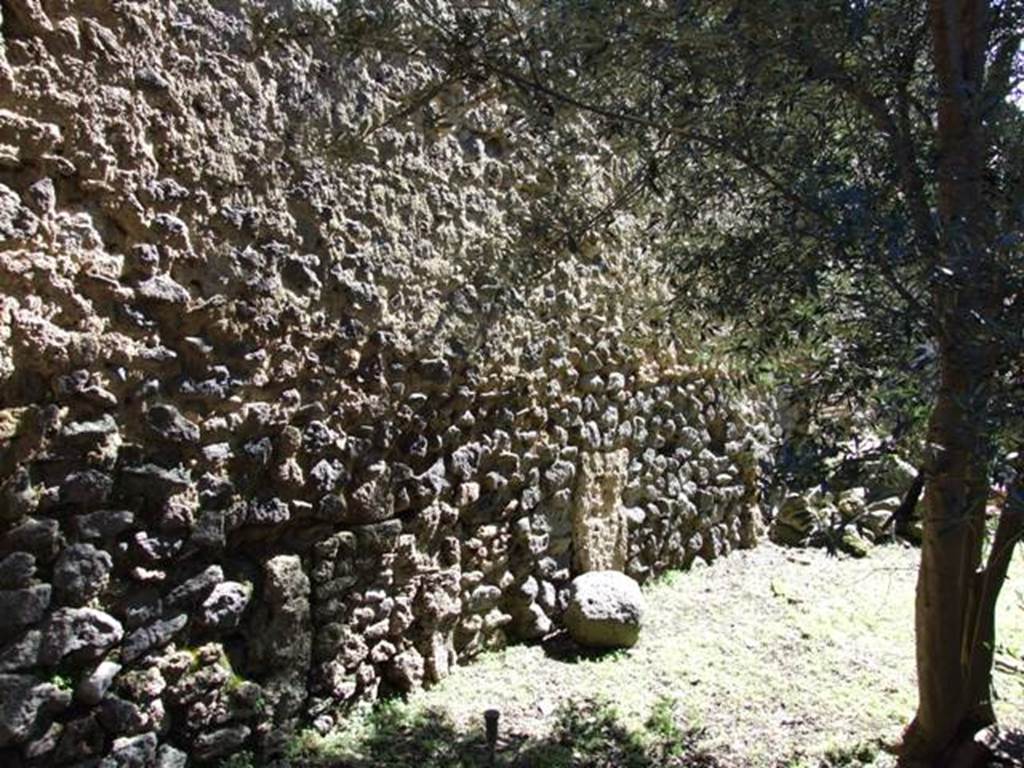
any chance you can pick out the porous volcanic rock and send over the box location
[564,571,645,649]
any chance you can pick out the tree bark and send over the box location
[904,361,993,764]
[965,482,1024,725]
[900,2,1007,764]
[889,471,925,541]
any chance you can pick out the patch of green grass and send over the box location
[289,696,720,767]
[529,698,646,768]
[644,696,683,742]
[286,699,481,767]
[217,750,256,768]
[819,740,883,767]
[641,695,708,761]
[48,673,73,692]
[651,569,685,587]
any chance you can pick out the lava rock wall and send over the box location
[0,2,776,765]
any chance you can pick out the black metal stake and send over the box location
[484,708,500,767]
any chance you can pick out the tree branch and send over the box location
[966,477,1024,722]
[788,33,937,254]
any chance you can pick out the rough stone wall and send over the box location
[0,2,776,765]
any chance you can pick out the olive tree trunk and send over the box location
[905,351,994,764]
[908,420,1023,766]
[901,1,1021,763]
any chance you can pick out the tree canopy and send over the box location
[314,0,1022,459]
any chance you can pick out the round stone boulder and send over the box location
[563,570,645,649]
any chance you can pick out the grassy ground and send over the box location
[288,542,1024,768]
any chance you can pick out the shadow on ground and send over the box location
[990,728,1024,766]
[223,693,952,768]
[282,697,722,768]
[539,631,628,664]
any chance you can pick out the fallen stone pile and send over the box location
[770,453,920,556]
